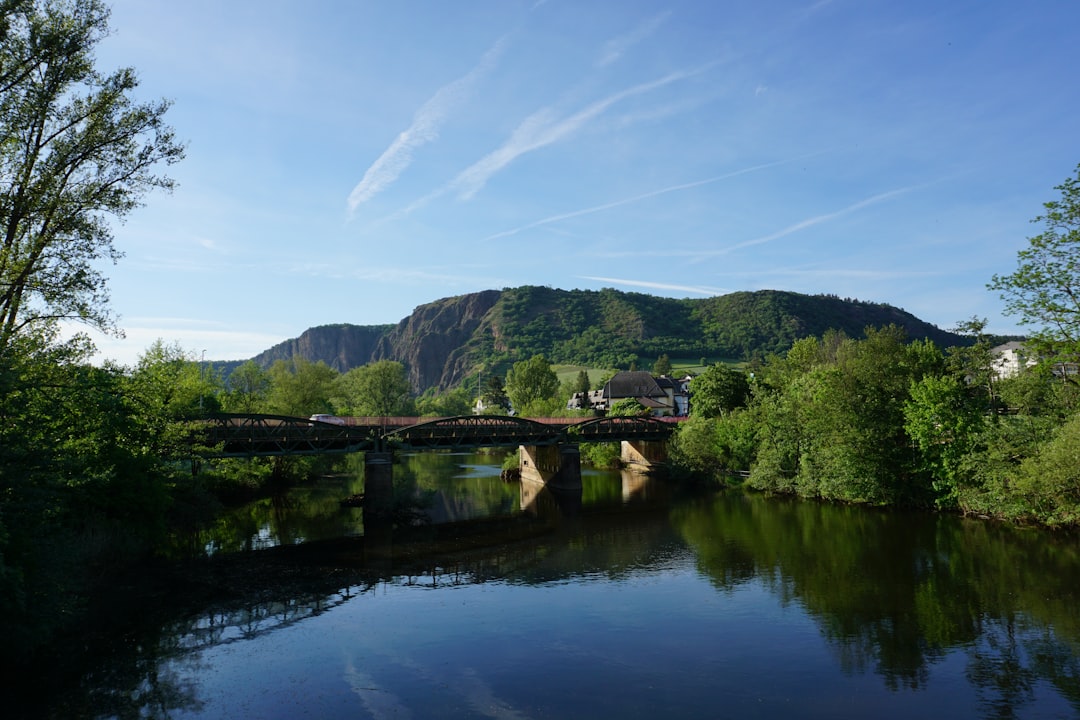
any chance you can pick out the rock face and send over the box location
[243,286,967,394]
[373,290,501,391]
[251,324,392,373]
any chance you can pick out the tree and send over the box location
[653,354,672,376]
[504,354,559,413]
[127,340,222,425]
[264,357,338,416]
[690,364,750,418]
[989,163,1080,368]
[480,373,511,413]
[573,369,591,395]
[903,374,985,507]
[331,360,413,417]
[946,317,998,407]
[0,0,184,349]
[610,397,648,416]
[415,386,472,416]
[224,360,270,413]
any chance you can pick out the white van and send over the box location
[308,414,347,426]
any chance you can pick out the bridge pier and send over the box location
[620,439,666,472]
[518,443,581,490]
[364,451,395,512]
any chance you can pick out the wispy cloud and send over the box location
[346,37,507,215]
[485,155,819,241]
[580,276,727,296]
[581,184,917,262]
[723,186,914,253]
[597,11,672,67]
[449,64,714,201]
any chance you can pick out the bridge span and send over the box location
[194,413,679,506]
[198,413,677,457]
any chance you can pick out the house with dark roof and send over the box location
[595,370,689,417]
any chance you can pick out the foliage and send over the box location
[1010,412,1080,525]
[746,327,943,505]
[0,0,183,349]
[264,357,338,417]
[331,360,413,417]
[504,354,559,412]
[129,340,222,417]
[989,163,1080,367]
[653,354,672,376]
[0,329,181,660]
[609,397,648,416]
[224,360,270,413]
[903,373,985,507]
[689,364,750,418]
[479,373,510,413]
[415,386,473,417]
[573,369,591,395]
[579,442,621,468]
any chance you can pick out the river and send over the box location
[18,450,1080,719]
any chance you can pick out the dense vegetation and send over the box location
[242,285,972,392]
[672,164,1080,527]
[672,325,1079,525]
[473,286,968,370]
[3,0,1079,680]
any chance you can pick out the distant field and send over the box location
[553,365,609,387]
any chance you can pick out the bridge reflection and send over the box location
[194,413,677,510]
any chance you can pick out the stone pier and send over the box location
[620,439,667,471]
[518,443,582,490]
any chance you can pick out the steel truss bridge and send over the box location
[194,414,677,458]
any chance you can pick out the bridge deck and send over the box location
[196,414,679,458]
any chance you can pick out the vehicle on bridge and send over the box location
[309,414,347,426]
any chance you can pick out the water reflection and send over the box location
[673,493,1080,715]
[25,464,1080,719]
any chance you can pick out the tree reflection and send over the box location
[673,491,1080,714]
[25,483,1080,719]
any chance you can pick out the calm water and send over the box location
[23,451,1080,719]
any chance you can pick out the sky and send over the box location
[73,0,1080,366]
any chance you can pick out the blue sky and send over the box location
[80,0,1080,366]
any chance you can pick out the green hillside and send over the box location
[247,286,969,391]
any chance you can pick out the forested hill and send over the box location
[246,287,967,391]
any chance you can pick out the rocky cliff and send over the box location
[243,286,967,393]
[372,290,501,390]
[251,323,393,372]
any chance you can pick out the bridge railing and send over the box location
[193,413,681,457]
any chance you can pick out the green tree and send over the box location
[573,369,591,395]
[264,357,338,416]
[689,364,750,418]
[505,354,559,412]
[610,397,648,416]
[749,327,942,506]
[480,373,511,413]
[946,317,998,407]
[128,340,222,421]
[415,386,472,416]
[0,0,184,349]
[331,360,413,416]
[0,329,176,659]
[989,163,1080,369]
[653,354,672,376]
[224,360,270,413]
[903,374,985,507]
